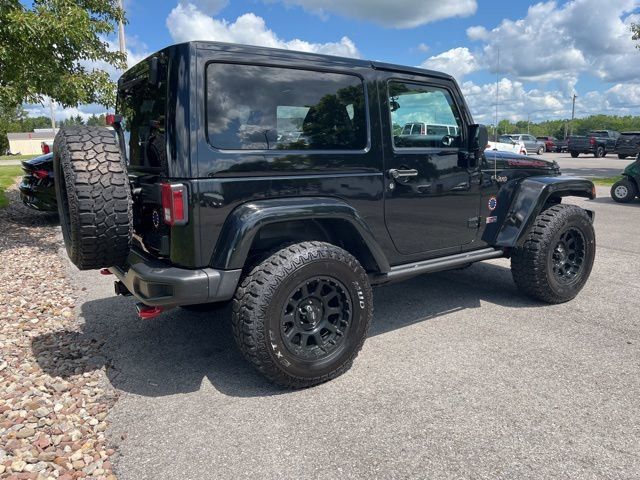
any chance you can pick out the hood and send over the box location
[21,153,53,170]
[484,150,559,173]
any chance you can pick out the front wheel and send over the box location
[232,242,373,388]
[511,204,595,304]
[618,154,628,159]
[610,178,638,203]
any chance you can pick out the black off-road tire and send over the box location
[595,146,605,158]
[232,241,373,388]
[570,151,579,158]
[53,127,132,270]
[610,178,638,203]
[511,204,595,304]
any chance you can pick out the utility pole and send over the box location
[570,93,577,136]
[48,99,56,131]
[494,47,500,141]
[117,0,126,57]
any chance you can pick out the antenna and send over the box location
[495,46,499,142]
[494,46,499,181]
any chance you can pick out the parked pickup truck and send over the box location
[568,130,620,158]
[614,132,640,159]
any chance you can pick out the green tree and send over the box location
[0,104,27,153]
[0,0,126,109]
[86,114,106,126]
[632,23,639,47]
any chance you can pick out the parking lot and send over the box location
[540,151,632,178]
[47,183,638,480]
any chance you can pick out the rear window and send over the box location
[205,63,367,151]
[117,56,167,170]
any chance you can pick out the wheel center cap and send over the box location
[297,299,323,330]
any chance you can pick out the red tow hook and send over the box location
[100,268,112,275]
[136,303,164,320]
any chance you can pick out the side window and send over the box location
[388,81,462,149]
[206,63,367,151]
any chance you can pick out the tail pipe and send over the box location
[135,303,164,320]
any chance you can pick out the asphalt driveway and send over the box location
[45,186,640,479]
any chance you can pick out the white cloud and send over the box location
[24,102,110,122]
[273,0,477,28]
[417,43,430,53]
[166,3,360,57]
[466,0,640,84]
[420,47,479,81]
[461,77,640,124]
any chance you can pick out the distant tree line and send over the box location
[495,115,640,140]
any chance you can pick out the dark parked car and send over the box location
[614,132,640,159]
[19,153,56,211]
[536,136,566,153]
[568,130,619,158]
[52,41,596,388]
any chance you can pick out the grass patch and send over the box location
[0,165,23,208]
[0,154,37,161]
[591,175,623,186]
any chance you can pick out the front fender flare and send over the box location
[486,176,595,247]
[210,197,390,272]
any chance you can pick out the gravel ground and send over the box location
[0,185,118,480]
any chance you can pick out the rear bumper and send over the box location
[109,249,242,308]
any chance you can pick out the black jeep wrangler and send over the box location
[54,42,596,388]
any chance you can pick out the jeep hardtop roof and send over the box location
[122,41,455,83]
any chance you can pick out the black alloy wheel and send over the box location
[549,228,585,285]
[281,276,352,361]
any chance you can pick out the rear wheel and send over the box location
[511,204,595,304]
[536,146,545,155]
[53,127,132,270]
[570,151,579,158]
[610,178,638,203]
[594,146,605,158]
[232,241,373,388]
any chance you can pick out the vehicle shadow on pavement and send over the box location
[589,197,640,206]
[32,260,541,398]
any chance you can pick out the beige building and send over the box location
[6,129,58,155]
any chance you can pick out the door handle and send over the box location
[388,169,418,181]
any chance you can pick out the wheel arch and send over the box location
[484,176,595,248]
[210,197,390,273]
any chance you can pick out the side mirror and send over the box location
[468,124,489,153]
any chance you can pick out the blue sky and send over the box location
[29,0,640,124]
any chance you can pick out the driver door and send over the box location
[382,78,481,255]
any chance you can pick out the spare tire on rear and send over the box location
[53,126,132,270]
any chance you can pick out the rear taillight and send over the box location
[160,182,188,226]
[590,137,596,145]
[33,169,49,179]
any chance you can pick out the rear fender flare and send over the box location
[485,176,595,247]
[210,197,390,272]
